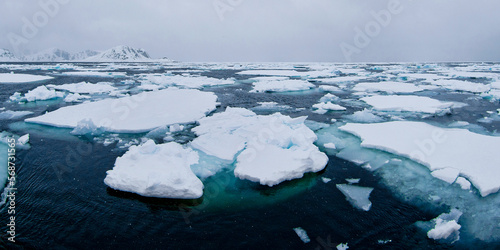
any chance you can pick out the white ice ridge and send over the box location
[0,73,53,83]
[26,88,218,133]
[340,121,500,197]
[360,95,466,114]
[251,79,315,93]
[190,107,328,186]
[104,140,203,199]
[336,184,374,211]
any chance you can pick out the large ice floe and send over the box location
[339,121,500,197]
[25,88,218,133]
[251,79,315,93]
[138,74,235,89]
[360,95,466,114]
[190,107,328,186]
[352,81,435,94]
[104,140,204,199]
[0,73,53,83]
[47,82,117,94]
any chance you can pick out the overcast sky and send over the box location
[1,0,499,62]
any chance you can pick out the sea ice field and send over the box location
[1,61,500,249]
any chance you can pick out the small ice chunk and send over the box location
[346,178,360,184]
[344,109,383,123]
[336,184,374,211]
[293,227,310,243]
[455,177,471,190]
[17,134,29,146]
[322,177,332,183]
[64,93,90,103]
[427,209,462,243]
[13,85,64,102]
[336,243,349,250]
[431,168,460,184]
[324,143,336,149]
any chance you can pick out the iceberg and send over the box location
[0,73,53,83]
[191,107,328,185]
[104,140,203,199]
[360,95,466,114]
[26,88,218,133]
[336,184,374,211]
[340,121,500,197]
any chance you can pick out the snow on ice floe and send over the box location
[293,227,310,243]
[190,107,328,185]
[339,121,500,197]
[360,95,466,114]
[48,82,117,94]
[251,79,315,93]
[336,184,373,211]
[0,73,53,83]
[426,209,462,243]
[138,74,235,89]
[25,88,218,133]
[352,81,435,94]
[10,85,64,102]
[104,140,204,199]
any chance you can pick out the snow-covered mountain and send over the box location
[23,48,72,62]
[84,45,152,62]
[0,49,20,62]
[70,50,99,61]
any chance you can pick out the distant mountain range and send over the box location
[0,46,168,62]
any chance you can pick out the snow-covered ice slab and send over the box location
[59,71,127,77]
[340,121,500,197]
[0,73,53,83]
[104,140,203,199]
[49,82,117,94]
[336,184,374,211]
[251,79,315,93]
[352,81,434,93]
[429,79,491,93]
[191,107,328,185]
[361,95,466,114]
[139,74,234,89]
[26,88,218,133]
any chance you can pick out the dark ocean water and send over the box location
[0,63,499,249]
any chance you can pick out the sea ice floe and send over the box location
[139,74,234,89]
[59,71,127,77]
[0,110,33,120]
[251,79,315,93]
[360,95,466,114]
[10,85,65,102]
[352,81,434,94]
[336,184,374,211]
[191,107,328,186]
[63,93,91,103]
[343,109,383,123]
[104,140,203,199]
[340,121,500,197]
[429,79,491,93]
[48,82,117,94]
[0,73,53,83]
[26,88,218,133]
[427,209,462,243]
[237,70,304,77]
